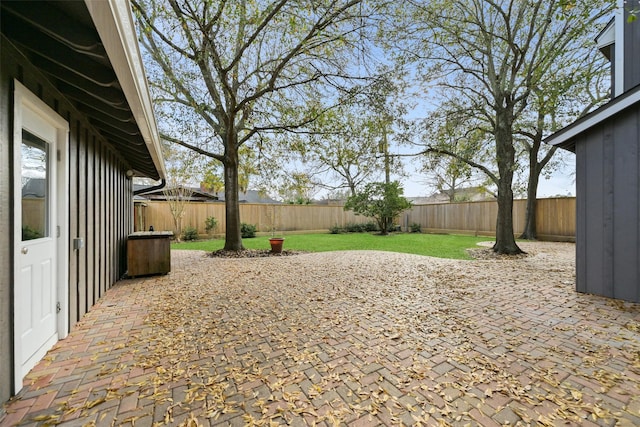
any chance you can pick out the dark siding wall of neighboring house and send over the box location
[576,105,640,302]
[0,37,134,402]
[610,46,616,99]
[576,122,606,296]
[612,107,640,301]
[624,9,640,91]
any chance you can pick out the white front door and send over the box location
[13,81,69,392]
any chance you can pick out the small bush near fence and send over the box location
[410,223,421,233]
[330,221,380,234]
[182,226,199,241]
[241,223,257,238]
[205,216,218,234]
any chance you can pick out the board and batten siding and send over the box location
[575,103,640,302]
[0,37,134,404]
[68,118,132,321]
[623,9,640,92]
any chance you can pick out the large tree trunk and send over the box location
[520,169,539,240]
[521,137,556,240]
[495,179,522,254]
[493,106,523,255]
[223,144,244,251]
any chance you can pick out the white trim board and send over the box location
[545,87,640,148]
[84,0,166,180]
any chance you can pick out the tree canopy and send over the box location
[133,0,381,250]
[134,0,615,254]
[344,181,411,235]
[391,0,612,253]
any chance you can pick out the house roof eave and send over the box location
[544,85,640,152]
[595,18,615,60]
[84,0,166,181]
[595,18,615,47]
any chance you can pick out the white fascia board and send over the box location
[545,88,640,147]
[595,19,615,50]
[614,0,624,96]
[85,0,166,180]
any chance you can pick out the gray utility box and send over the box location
[127,231,173,277]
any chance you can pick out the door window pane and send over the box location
[21,130,49,241]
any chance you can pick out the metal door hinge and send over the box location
[56,302,61,313]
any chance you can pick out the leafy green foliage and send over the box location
[344,181,411,235]
[343,223,361,233]
[277,173,315,205]
[329,225,343,234]
[132,0,375,251]
[181,226,199,241]
[205,216,218,234]
[410,223,422,233]
[347,222,379,233]
[287,197,312,205]
[329,222,379,234]
[366,222,381,232]
[397,0,612,253]
[240,223,257,239]
[299,102,390,197]
[200,164,224,194]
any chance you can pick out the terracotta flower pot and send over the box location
[269,237,284,254]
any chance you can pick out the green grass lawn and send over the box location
[171,232,491,260]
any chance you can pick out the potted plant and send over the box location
[265,204,284,253]
[268,236,285,253]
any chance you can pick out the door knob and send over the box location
[21,247,28,254]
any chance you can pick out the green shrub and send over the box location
[329,225,343,234]
[182,226,199,241]
[387,223,401,233]
[363,222,379,232]
[205,216,218,234]
[241,223,257,238]
[410,223,421,233]
[343,222,379,233]
[344,223,359,233]
[344,181,411,236]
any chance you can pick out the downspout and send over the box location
[134,178,166,196]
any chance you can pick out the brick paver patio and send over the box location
[1,244,640,426]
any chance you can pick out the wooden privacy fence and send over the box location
[134,197,576,241]
[134,201,372,236]
[404,197,575,241]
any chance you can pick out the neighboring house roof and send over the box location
[133,185,219,202]
[212,190,281,204]
[1,0,165,180]
[312,199,345,206]
[133,185,280,204]
[411,186,495,205]
[544,84,640,152]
